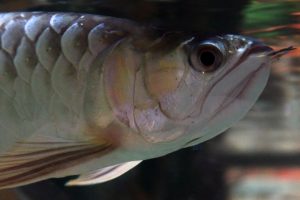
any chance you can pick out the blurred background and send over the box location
[0,0,299,199]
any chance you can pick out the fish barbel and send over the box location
[0,12,294,189]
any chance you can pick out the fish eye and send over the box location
[189,45,224,73]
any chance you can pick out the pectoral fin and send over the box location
[66,160,142,186]
[0,137,112,189]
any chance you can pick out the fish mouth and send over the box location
[241,40,296,61]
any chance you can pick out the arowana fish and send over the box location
[0,12,294,189]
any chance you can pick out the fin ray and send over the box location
[67,160,142,186]
[0,140,111,189]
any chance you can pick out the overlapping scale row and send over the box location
[0,12,126,125]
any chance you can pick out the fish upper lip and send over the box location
[248,42,274,55]
[247,41,296,60]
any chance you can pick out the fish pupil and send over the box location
[189,44,223,73]
[200,51,215,67]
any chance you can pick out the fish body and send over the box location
[0,12,290,189]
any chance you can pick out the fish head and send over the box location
[141,34,292,146]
